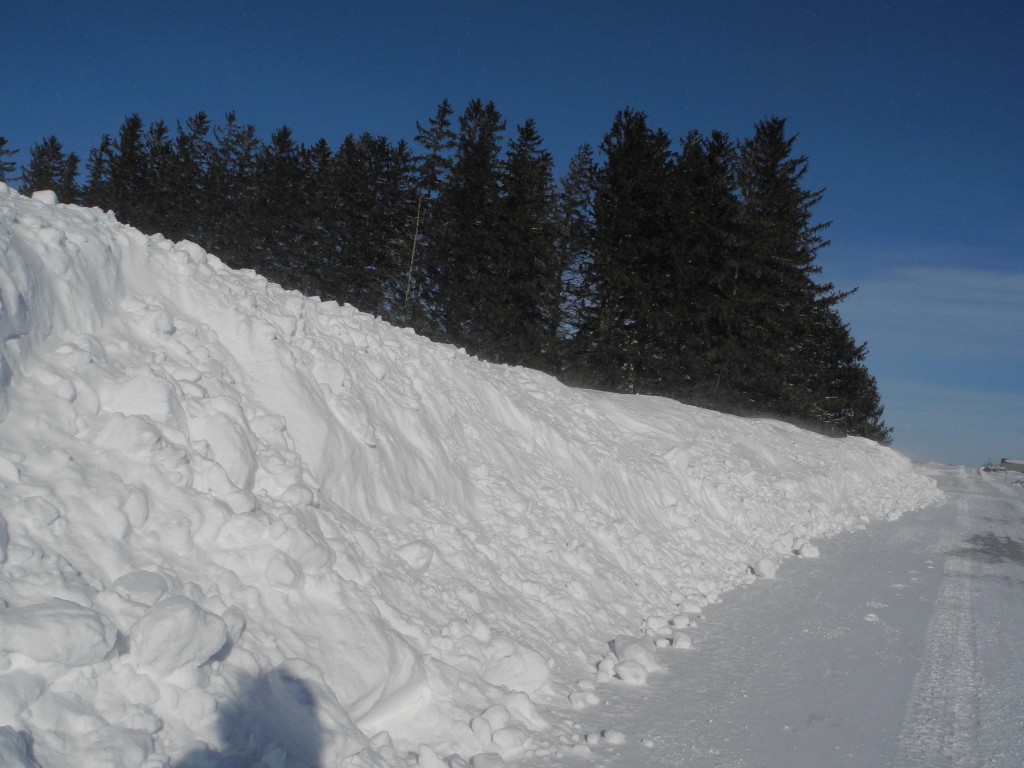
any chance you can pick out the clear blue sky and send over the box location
[4,1,1022,466]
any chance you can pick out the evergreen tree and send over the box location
[166,112,214,243]
[492,119,561,370]
[251,125,310,285]
[410,100,458,333]
[84,134,114,209]
[0,137,18,182]
[20,136,80,203]
[805,308,892,442]
[204,112,260,262]
[138,120,175,234]
[579,109,675,392]
[555,144,597,377]
[670,130,747,405]
[327,133,418,317]
[735,116,887,439]
[427,99,506,352]
[106,114,149,226]
[735,116,837,415]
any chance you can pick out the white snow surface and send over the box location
[0,186,942,767]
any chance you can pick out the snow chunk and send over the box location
[614,660,648,684]
[482,646,551,694]
[753,558,778,578]
[603,728,626,744]
[611,636,658,671]
[396,540,434,572]
[129,596,228,674]
[31,190,58,205]
[0,599,117,666]
[797,542,820,558]
[671,632,693,649]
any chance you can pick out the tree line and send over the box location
[0,102,891,442]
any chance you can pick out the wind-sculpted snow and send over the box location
[0,184,942,767]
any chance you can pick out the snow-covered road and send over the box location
[536,467,1024,767]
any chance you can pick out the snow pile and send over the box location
[0,185,941,767]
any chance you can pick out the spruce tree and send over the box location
[138,120,174,234]
[735,116,887,439]
[0,137,18,182]
[166,112,213,243]
[669,130,750,406]
[555,144,597,376]
[409,100,457,332]
[107,114,149,227]
[251,126,310,286]
[205,113,260,263]
[328,133,418,318]
[486,119,560,370]
[579,109,675,393]
[427,99,506,352]
[20,136,80,203]
[735,116,836,415]
[84,134,114,209]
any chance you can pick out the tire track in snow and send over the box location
[895,498,980,768]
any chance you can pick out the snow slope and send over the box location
[0,185,941,767]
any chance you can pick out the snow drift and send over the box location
[0,184,941,767]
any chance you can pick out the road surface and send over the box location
[534,466,1024,767]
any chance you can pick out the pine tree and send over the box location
[805,308,891,442]
[427,99,506,352]
[204,113,260,263]
[734,116,888,440]
[669,130,748,405]
[579,109,675,393]
[327,133,418,317]
[20,136,80,203]
[107,114,149,226]
[555,145,598,379]
[0,137,18,182]
[493,118,561,370]
[138,120,174,234]
[84,134,114,209]
[410,100,457,334]
[165,112,213,243]
[251,125,310,286]
[735,116,837,415]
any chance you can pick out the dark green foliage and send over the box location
[576,109,676,393]
[492,119,561,370]
[554,145,597,374]
[423,99,506,349]
[20,136,80,203]
[83,133,113,209]
[0,137,18,182]
[24,104,889,442]
[164,112,213,241]
[324,133,418,316]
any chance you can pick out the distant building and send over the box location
[1000,458,1024,473]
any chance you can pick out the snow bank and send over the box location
[0,184,941,766]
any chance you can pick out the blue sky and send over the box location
[4,1,1022,466]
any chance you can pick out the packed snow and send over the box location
[531,465,1024,767]
[0,185,941,767]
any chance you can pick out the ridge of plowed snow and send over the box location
[0,184,941,767]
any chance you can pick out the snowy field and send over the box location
[0,185,941,767]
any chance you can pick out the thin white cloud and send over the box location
[841,266,1024,362]
[878,378,1024,466]
[835,266,1024,466]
